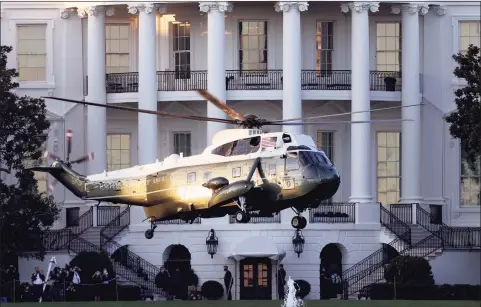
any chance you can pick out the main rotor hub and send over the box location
[238,114,267,129]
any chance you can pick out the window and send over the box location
[459,21,480,54]
[17,24,47,82]
[107,134,130,171]
[376,22,402,71]
[239,21,267,71]
[187,172,196,183]
[105,24,130,74]
[174,132,191,157]
[317,131,334,163]
[232,167,241,178]
[212,137,261,157]
[377,132,401,205]
[268,164,276,176]
[204,172,212,181]
[316,21,334,73]
[460,149,480,207]
[66,207,80,227]
[286,152,300,171]
[173,21,191,79]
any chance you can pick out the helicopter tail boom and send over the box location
[29,161,88,198]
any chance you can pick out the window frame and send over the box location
[452,17,481,86]
[187,172,196,183]
[171,21,192,79]
[173,131,192,157]
[106,133,132,171]
[238,20,268,72]
[8,18,55,88]
[232,167,241,178]
[375,21,402,72]
[459,147,480,208]
[315,20,335,75]
[375,131,402,205]
[104,23,132,74]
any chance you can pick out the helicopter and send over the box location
[30,89,411,239]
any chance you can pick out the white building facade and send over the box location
[1,0,480,300]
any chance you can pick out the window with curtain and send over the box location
[239,21,268,71]
[459,21,480,53]
[105,24,130,74]
[377,132,401,205]
[376,22,402,71]
[317,131,334,204]
[17,24,47,81]
[173,21,191,79]
[316,21,334,73]
[460,148,480,207]
[107,134,131,171]
[174,132,191,157]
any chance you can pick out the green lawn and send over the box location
[3,301,480,307]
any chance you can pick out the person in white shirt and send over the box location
[30,267,45,301]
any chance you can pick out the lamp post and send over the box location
[292,229,305,257]
[206,228,218,258]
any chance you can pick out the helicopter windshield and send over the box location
[212,136,261,157]
[296,151,333,166]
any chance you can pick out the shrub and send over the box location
[201,280,224,300]
[69,251,115,285]
[384,255,434,285]
[370,283,481,300]
[294,279,311,299]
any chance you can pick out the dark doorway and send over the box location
[240,257,272,300]
[320,243,343,299]
[164,245,191,300]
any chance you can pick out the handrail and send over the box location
[380,205,412,245]
[99,206,130,247]
[415,204,480,248]
[344,231,443,297]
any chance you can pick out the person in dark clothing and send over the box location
[91,271,103,301]
[223,265,233,300]
[31,267,45,302]
[277,264,286,300]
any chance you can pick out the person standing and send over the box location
[223,265,233,300]
[31,267,45,302]
[277,264,286,300]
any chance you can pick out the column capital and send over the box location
[391,3,429,16]
[127,3,159,15]
[434,5,446,16]
[341,2,379,14]
[274,2,309,13]
[78,6,114,18]
[199,1,233,13]
[60,7,77,19]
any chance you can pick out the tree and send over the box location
[445,44,481,168]
[0,45,60,272]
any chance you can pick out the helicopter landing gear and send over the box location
[143,217,157,239]
[291,207,307,229]
[234,196,250,223]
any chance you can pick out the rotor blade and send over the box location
[70,152,94,164]
[42,97,236,125]
[44,151,61,161]
[48,178,58,193]
[270,103,424,123]
[265,119,412,125]
[195,89,247,121]
[66,130,72,161]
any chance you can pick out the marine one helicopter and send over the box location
[31,89,408,239]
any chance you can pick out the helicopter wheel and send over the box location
[291,216,307,229]
[145,229,154,239]
[235,211,250,223]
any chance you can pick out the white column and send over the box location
[392,3,429,204]
[79,6,113,176]
[128,3,158,165]
[275,2,308,135]
[341,2,379,203]
[199,2,232,145]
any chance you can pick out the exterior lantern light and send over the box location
[206,228,218,258]
[292,229,305,257]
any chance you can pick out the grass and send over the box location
[3,301,480,307]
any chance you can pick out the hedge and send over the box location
[293,280,311,299]
[370,283,481,300]
[201,280,224,300]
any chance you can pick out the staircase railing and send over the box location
[380,205,412,245]
[344,232,443,297]
[415,204,480,248]
[43,206,94,251]
[99,207,164,295]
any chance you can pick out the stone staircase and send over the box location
[78,226,103,246]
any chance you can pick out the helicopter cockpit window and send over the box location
[211,136,261,157]
[285,152,299,171]
[299,151,314,166]
[187,172,196,183]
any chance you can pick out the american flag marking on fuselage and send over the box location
[261,137,277,148]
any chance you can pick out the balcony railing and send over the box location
[83,70,401,95]
[155,217,201,225]
[309,203,356,223]
[229,211,281,224]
